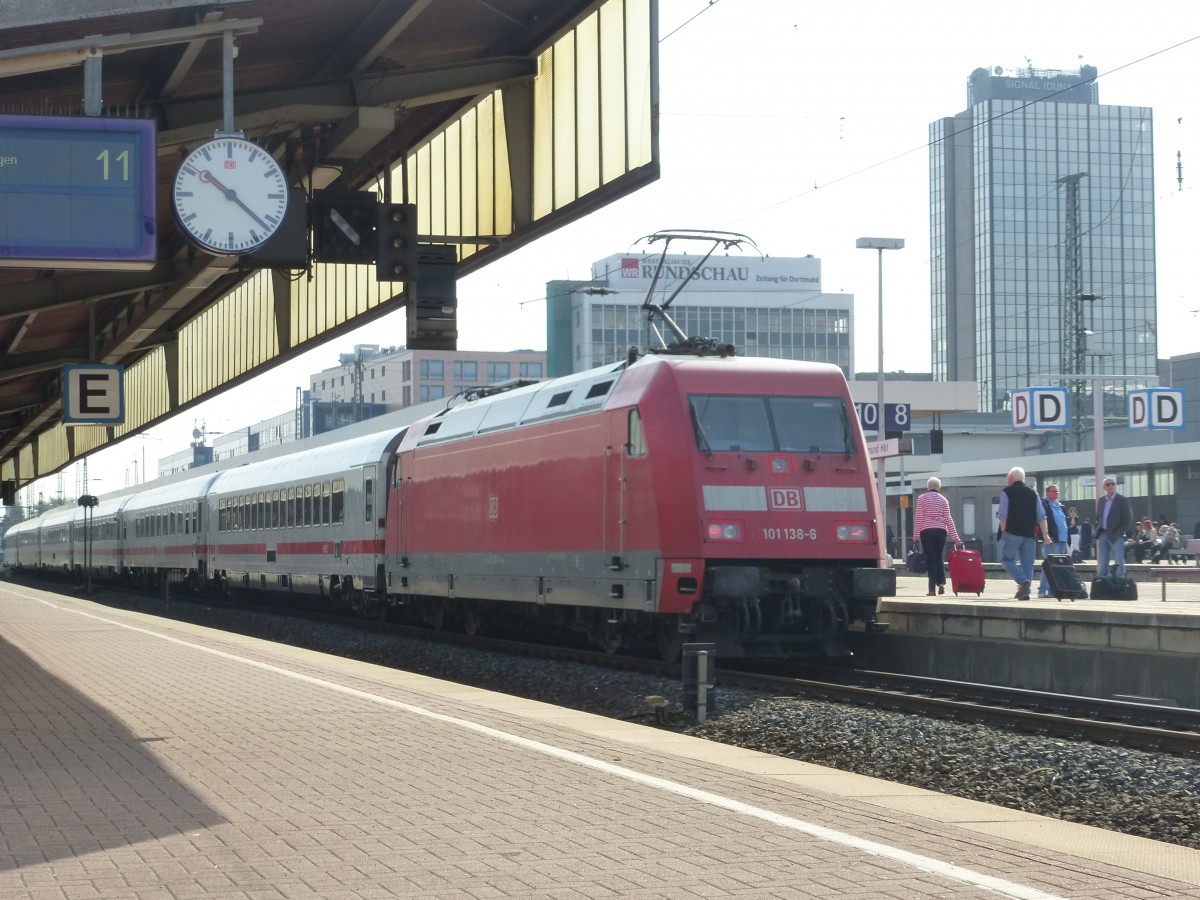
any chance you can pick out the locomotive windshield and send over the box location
[688,394,855,454]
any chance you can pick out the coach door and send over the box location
[364,465,380,541]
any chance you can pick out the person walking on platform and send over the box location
[1037,483,1069,598]
[1094,477,1133,579]
[914,476,963,596]
[997,466,1048,600]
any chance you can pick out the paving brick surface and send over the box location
[2,581,1198,899]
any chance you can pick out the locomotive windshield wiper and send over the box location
[842,410,856,457]
[690,404,714,458]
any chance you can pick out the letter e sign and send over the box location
[63,364,125,424]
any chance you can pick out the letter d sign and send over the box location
[1012,389,1032,430]
[1129,389,1185,429]
[1014,386,1067,430]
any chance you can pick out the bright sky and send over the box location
[37,0,1200,500]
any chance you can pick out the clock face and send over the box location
[173,136,288,255]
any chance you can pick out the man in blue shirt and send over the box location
[1037,483,1069,598]
[997,466,1049,600]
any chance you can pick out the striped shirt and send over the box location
[914,489,960,542]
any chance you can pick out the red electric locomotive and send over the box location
[383,353,893,660]
[382,230,894,659]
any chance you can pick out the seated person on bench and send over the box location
[1132,519,1157,563]
[1151,523,1182,564]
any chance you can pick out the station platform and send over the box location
[873,567,1200,708]
[3,580,1200,898]
[883,566,1200,643]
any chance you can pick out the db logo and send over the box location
[768,488,803,510]
[224,160,237,169]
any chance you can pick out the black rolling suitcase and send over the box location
[1090,575,1138,601]
[1041,553,1088,601]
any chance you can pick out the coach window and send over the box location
[271,490,280,528]
[322,482,332,524]
[364,478,374,522]
[627,409,647,457]
[193,504,200,535]
[332,479,345,524]
[259,492,267,529]
[304,484,313,525]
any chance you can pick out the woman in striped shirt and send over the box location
[914,476,963,596]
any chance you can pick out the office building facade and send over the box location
[930,64,1157,413]
[546,253,854,376]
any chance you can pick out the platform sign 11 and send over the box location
[854,402,911,433]
[0,114,157,270]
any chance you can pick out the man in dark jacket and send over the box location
[1094,477,1133,578]
[997,466,1048,600]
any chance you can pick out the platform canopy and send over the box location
[0,0,659,497]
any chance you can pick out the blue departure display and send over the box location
[0,114,157,269]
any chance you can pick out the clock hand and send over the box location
[196,169,273,233]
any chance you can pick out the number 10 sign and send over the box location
[855,402,911,433]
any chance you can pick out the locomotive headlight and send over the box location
[705,521,744,541]
[836,523,870,541]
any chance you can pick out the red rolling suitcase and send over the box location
[948,548,986,596]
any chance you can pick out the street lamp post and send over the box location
[856,237,904,563]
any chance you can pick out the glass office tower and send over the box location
[930,65,1156,414]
